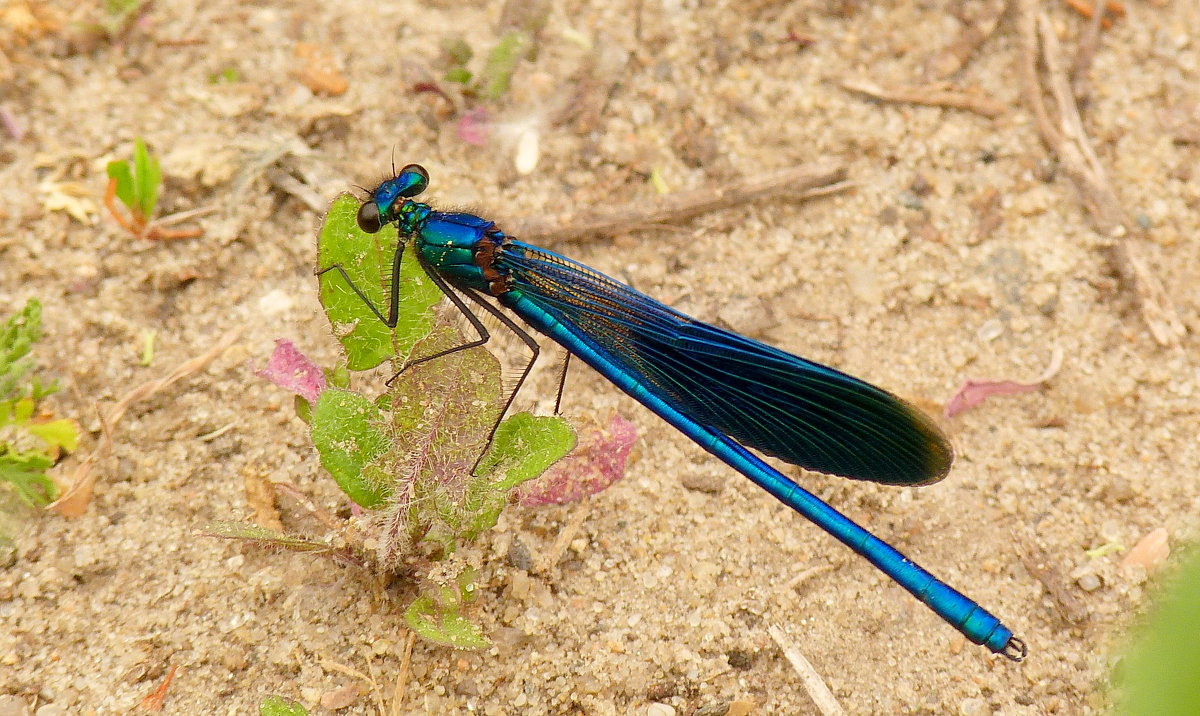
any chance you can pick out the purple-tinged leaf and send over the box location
[457,108,491,146]
[944,346,1063,418]
[257,339,326,403]
[518,412,636,506]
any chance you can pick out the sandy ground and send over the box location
[2,0,1199,713]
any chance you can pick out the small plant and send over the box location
[221,193,631,649]
[0,299,78,509]
[105,138,202,240]
[259,695,308,716]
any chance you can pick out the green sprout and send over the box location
[105,138,202,240]
[259,695,308,716]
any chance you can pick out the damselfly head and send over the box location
[357,164,431,234]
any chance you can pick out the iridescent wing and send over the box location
[498,242,952,486]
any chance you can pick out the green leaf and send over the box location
[477,412,575,489]
[0,299,42,402]
[0,447,57,507]
[259,695,309,716]
[133,137,161,219]
[403,572,489,649]
[1118,549,1200,716]
[465,412,574,537]
[26,418,79,452]
[106,160,136,211]
[477,30,529,101]
[442,36,474,66]
[444,67,472,85]
[310,388,392,508]
[316,193,442,371]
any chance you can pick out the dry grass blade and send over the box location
[768,625,846,716]
[1016,0,1184,347]
[842,77,1006,118]
[508,162,848,243]
[926,0,1009,79]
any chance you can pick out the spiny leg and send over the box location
[554,353,571,416]
[382,258,498,386]
[314,237,406,328]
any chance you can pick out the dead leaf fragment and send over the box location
[1122,527,1170,572]
[296,42,348,96]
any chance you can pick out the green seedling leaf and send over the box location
[26,418,80,452]
[311,388,392,508]
[132,137,161,219]
[0,299,42,402]
[209,67,241,84]
[477,30,529,101]
[404,570,488,649]
[105,138,161,222]
[464,412,575,538]
[316,193,442,371]
[1117,549,1200,715]
[0,447,57,507]
[260,695,309,716]
[106,160,136,211]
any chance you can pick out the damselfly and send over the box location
[317,164,1025,661]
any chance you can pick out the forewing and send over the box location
[501,243,952,485]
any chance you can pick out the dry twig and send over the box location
[48,327,245,517]
[841,78,1006,118]
[507,162,849,243]
[768,625,846,716]
[926,0,1009,79]
[1016,0,1184,347]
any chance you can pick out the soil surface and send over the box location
[2,1,1199,714]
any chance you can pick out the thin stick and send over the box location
[841,78,1006,118]
[925,0,1009,79]
[391,630,416,716]
[1071,0,1107,92]
[768,625,846,716]
[48,326,245,517]
[507,162,848,243]
[1016,0,1184,347]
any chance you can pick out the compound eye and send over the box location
[356,202,382,233]
[396,164,429,198]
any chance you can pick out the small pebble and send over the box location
[319,683,359,710]
[680,469,725,494]
[959,696,988,716]
[646,703,676,716]
[897,190,923,210]
[727,648,754,669]
[1076,573,1102,592]
[0,694,31,716]
[976,319,1004,342]
[507,538,533,571]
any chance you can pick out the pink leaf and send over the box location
[945,346,1063,418]
[518,413,637,506]
[257,339,326,403]
[457,108,491,146]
